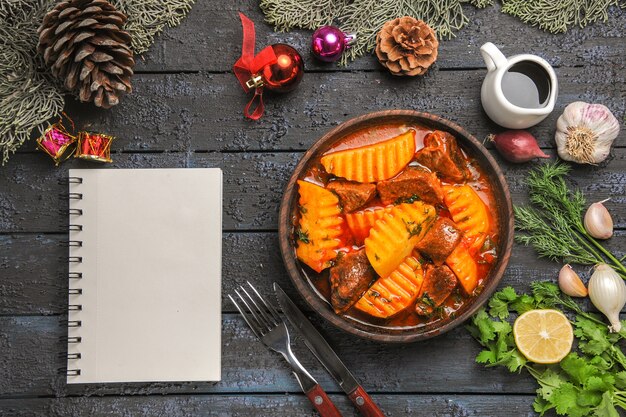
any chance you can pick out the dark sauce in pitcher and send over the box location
[501,61,551,108]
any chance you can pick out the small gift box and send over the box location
[75,132,115,163]
[36,125,77,166]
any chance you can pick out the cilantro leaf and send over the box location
[560,353,600,385]
[552,382,591,417]
[476,349,497,365]
[594,392,620,417]
[468,281,626,417]
[488,286,517,319]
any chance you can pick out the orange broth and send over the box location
[300,123,499,330]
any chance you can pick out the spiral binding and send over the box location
[64,175,83,378]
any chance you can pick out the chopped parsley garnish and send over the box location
[296,228,310,244]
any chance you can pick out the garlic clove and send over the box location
[588,263,626,333]
[558,264,588,297]
[584,198,613,240]
[555,101,620,165]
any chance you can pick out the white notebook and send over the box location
[66,168,222,383]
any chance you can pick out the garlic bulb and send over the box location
[555,102,620,164]
[588,263,626,333]
[584,199,614,239]
[558,264,587,297]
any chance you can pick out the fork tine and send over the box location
[228,294,262,339]
[247,281,282,323]
[233,290,267,335]
[236,288,270,334]
[243,283,278,326]
[239,286,274,331]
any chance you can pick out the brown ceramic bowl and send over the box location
[278,110,514,343]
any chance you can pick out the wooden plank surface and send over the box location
[1,0,625,415]
[0,394,537,417]
[133,0,626,72]
[7,67,621,154]
[0,315,536,398]
[1,151,625,234]
[2,231,624,316]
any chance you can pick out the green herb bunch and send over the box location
[514,162,626,279]
[468,282,626,416]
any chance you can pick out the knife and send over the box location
[274,283,386,417]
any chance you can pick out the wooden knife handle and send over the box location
[348,385,385,417]
[305,384,343,417]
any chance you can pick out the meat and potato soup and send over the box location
[292,123,499,329]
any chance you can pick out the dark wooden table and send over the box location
[1,1,624,416]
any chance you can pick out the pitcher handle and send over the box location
[480,42,507,72]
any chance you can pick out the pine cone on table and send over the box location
[375,17,439,76]
[37,0,134,109]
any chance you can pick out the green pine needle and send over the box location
[501,0,624,34]
[259,0,625,64]
[0,0,194,165]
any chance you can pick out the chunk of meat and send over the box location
[329,249,376,314]
[376,167,444,206]
[414,130,471,181]
[327,180,377,212]
[415,217,462,265]
[415,265,458,316]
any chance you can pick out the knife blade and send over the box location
[274,283,386,417]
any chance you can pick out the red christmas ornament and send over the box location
[233,13,304,120]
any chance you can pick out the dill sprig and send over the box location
[514,162,626,279]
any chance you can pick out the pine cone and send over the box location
[375,17,439,76]
[37,0,134,108]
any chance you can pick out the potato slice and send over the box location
[446,243,478,295]
[355,253,424,318]
[320,130,416,183]
[364,201,436,278]
[345,206,391,245]
[295,180,345,273]
[443,184,490,250]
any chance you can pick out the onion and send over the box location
[489,130,550,163]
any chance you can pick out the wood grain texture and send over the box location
[0,315,537,398]
[2,231,624,316]
[0,394,537,417]
[18,67,619,154]
[132,0,625,72]
[1,151,624,234]
[1,0,625,414]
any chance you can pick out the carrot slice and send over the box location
[364,201,436,278]
[446,242,478,295]
[345,207,391,245]
[320,130,416,183]
[355,253,424,318]
[443,184,490,251]
[295,180,344,273]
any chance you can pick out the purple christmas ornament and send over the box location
[311,26,355,62]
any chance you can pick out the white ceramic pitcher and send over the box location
[480,42,558,129]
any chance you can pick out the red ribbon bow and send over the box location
[233,13,277,120]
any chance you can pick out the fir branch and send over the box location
[0,0,194,164]
[468,0,493,8]
[501,0,625,34]
[260,0,346,31]
[339,0,473,64]
[0,0,63,165]
[113,0,195,54]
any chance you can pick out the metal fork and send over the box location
[229,282,343,417]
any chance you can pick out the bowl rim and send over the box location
[278,109,514,343]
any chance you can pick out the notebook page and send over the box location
[67,168,222,383]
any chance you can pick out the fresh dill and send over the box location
[514,162,626,279]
